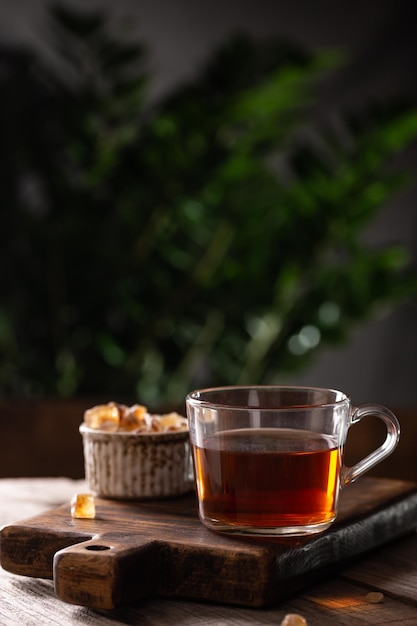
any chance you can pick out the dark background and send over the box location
[1,0,416,408]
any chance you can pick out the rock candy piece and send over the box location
[71,493,96,519]
[365,591,384,603]
[119,404,147,431]
[280,614,308,626]
[84,402,121,431]
[148,415,164,432]
[158,412,188,431]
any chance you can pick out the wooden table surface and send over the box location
[2,478,417,625]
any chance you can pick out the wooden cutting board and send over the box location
[1,477,417,611]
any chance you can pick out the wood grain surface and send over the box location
[4,478,417,625]
[1,477,417,611]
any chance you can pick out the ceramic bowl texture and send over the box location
[80,424,193,499]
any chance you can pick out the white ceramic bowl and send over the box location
[79,424,193,500]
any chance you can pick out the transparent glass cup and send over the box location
[186,385,400,536]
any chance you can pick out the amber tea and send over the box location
[186,385,400,536]
[193,428,340,530]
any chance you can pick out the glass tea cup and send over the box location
[186,385,400,537]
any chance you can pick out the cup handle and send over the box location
[342,404,400,486]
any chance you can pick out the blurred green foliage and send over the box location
[1,4,417,406]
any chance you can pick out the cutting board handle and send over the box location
[54,534,159,609]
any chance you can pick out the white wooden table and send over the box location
[2,477,417,625]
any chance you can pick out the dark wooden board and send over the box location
[1,477,417,611]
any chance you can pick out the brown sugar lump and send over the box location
[71,493,96,519]
[280,615,308,626]
[79,402,193,500]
